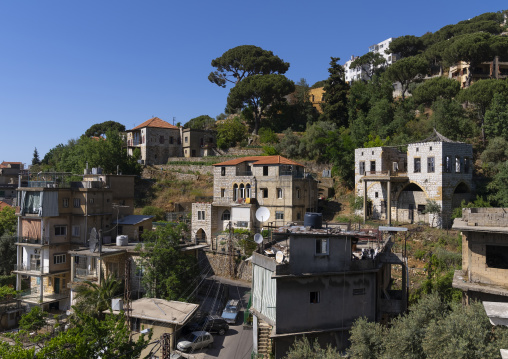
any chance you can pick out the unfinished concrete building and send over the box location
[250,225,407,358]
[452,208,508,303]
[354,131,473,228]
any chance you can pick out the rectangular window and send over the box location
[414,158,421,173]
[185,137,188,143]
[277,188,283,199]
[296,188,301,199]
[73,198,80,208]
[310,291,320,304]
[418,205,426,214]
[370,161,376,173]
[315,238,328,255]
[276,211,284,220]
[53,254,66,265]
[63,198,69,208]
[198,210,205,220]
[220,188,225,197]
[221,167,226,176]
[72,225,80,237]
[464,157,470,173]
[261,188,268,198]
[89,198,94,204]
[486,245,508,269]
[445,156,452,173]
[455,157,461,173]
[263,166,268,176]
[359,161,365,175]
[135,265,144,278]
[170,136,174,144]
[427,157,435,173]
[159,135,164,144]
[55,225,67,236]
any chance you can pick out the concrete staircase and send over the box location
[257,322,272,358]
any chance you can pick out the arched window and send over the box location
[233,184,238,201]
[222,210,231,221]
[246,184,251,198]
[239,184,245,199]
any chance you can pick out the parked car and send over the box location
[185,315,229,336]
[176,331,214,352]
[221,299,240,324]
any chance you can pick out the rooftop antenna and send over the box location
[173,117,175,126]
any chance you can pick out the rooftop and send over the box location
[213,155,303,167]
[453,208,508,233]
[110,297,199,325]
[113,215,154,226]
[129,117,179,131]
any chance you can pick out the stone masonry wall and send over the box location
[198,250,252,282]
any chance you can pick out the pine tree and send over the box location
[321,57,349,127]
[31,147,40,165]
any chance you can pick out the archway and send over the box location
[396,183,427,224]
[195,228,207,243]
[452,182,471,210]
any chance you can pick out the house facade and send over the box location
[449,56,508,88]
[14,170,146,311]
[0,162,24,206]
[452,208,508,303]
[354,131,473,228]
[191,156,318,244]
[250,225,407,358]
[126,117,217,165]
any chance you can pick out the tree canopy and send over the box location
[137,223,200,300]
[321,57,349,127]
[349,52,386,80]
[208,45,289,88]
[183,115,216,130]
[226,74,295,135]
[383,55,429,100]
[386,35,424,58]
[84,121,126,137]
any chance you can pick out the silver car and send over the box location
[221,299,240,324]
[176,331,213,352]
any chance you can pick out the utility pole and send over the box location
[228,221,234,277]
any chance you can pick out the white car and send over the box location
[221,299,240,324]
[176,331,213,352]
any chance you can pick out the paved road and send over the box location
[177,276,253,359]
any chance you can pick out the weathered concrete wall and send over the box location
[198,250,252,282]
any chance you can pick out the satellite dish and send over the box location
[256,207,270,222]
[89,228,98,252]
[275,251,284,263]
[254,233,264,244]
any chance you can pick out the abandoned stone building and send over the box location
[126,117,216,165]
[191,156,318,244]
[250,225,407,358]
[452,208,508,303]
[354,131,473,228]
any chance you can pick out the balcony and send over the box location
[16,237,49,246]
[127,140,140,146]
[14,264,49,274]
[19,288,70,304]
[74,268,98,282]
[235,171,253,176]
[279,171,309,178]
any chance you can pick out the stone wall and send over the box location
[198,250,252,282]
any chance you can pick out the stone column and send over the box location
[363,180,367,224]
[387,179,392,226]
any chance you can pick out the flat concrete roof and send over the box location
[110,297,199,326]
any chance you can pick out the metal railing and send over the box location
[14,264,49,273]
[17,237,49,245]
[75,268,98,278]
[19,289,70,303]
[361,171,408,177]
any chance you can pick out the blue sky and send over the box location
[1,1,506,166]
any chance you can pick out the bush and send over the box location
[258,128,279,144]
[141,206,166,222]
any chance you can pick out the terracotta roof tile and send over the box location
[129,117,179,131]
[0,201,11,211]
[213,155,303,167]
[0,161,23,169]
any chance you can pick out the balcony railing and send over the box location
[14,263,49,273]
[127,140,140,146]
[361,171,408,177]
[75,268,98,281]
[279,171,309,178]
[235,171,253,176]
[19,289,70,303]
[17,237,49,245]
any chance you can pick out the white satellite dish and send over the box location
[254,233,264,244]
[256,207,270,222]
[89,227,98,252]
[275,251,284,263]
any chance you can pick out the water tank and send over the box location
[304,212,322,229]
[116,235,128,246]
[112,298,123,311]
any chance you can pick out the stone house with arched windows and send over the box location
[191,156,318,244]
[354,130,473,228]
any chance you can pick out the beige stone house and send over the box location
[354,131,473,228]
[0,161,24,206]
[126,117,217,165]
[452,208,508,303]
[191,156,318,244]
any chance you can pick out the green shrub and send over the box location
[414,249,426,260]
[141,206,166,222]
[258,128,279,144]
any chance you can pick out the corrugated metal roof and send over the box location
[113,215,154,225]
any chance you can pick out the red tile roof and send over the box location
[129,117,179,131]
[213,155,303,167]
[0,201,11,211]
[0,161,23,169]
